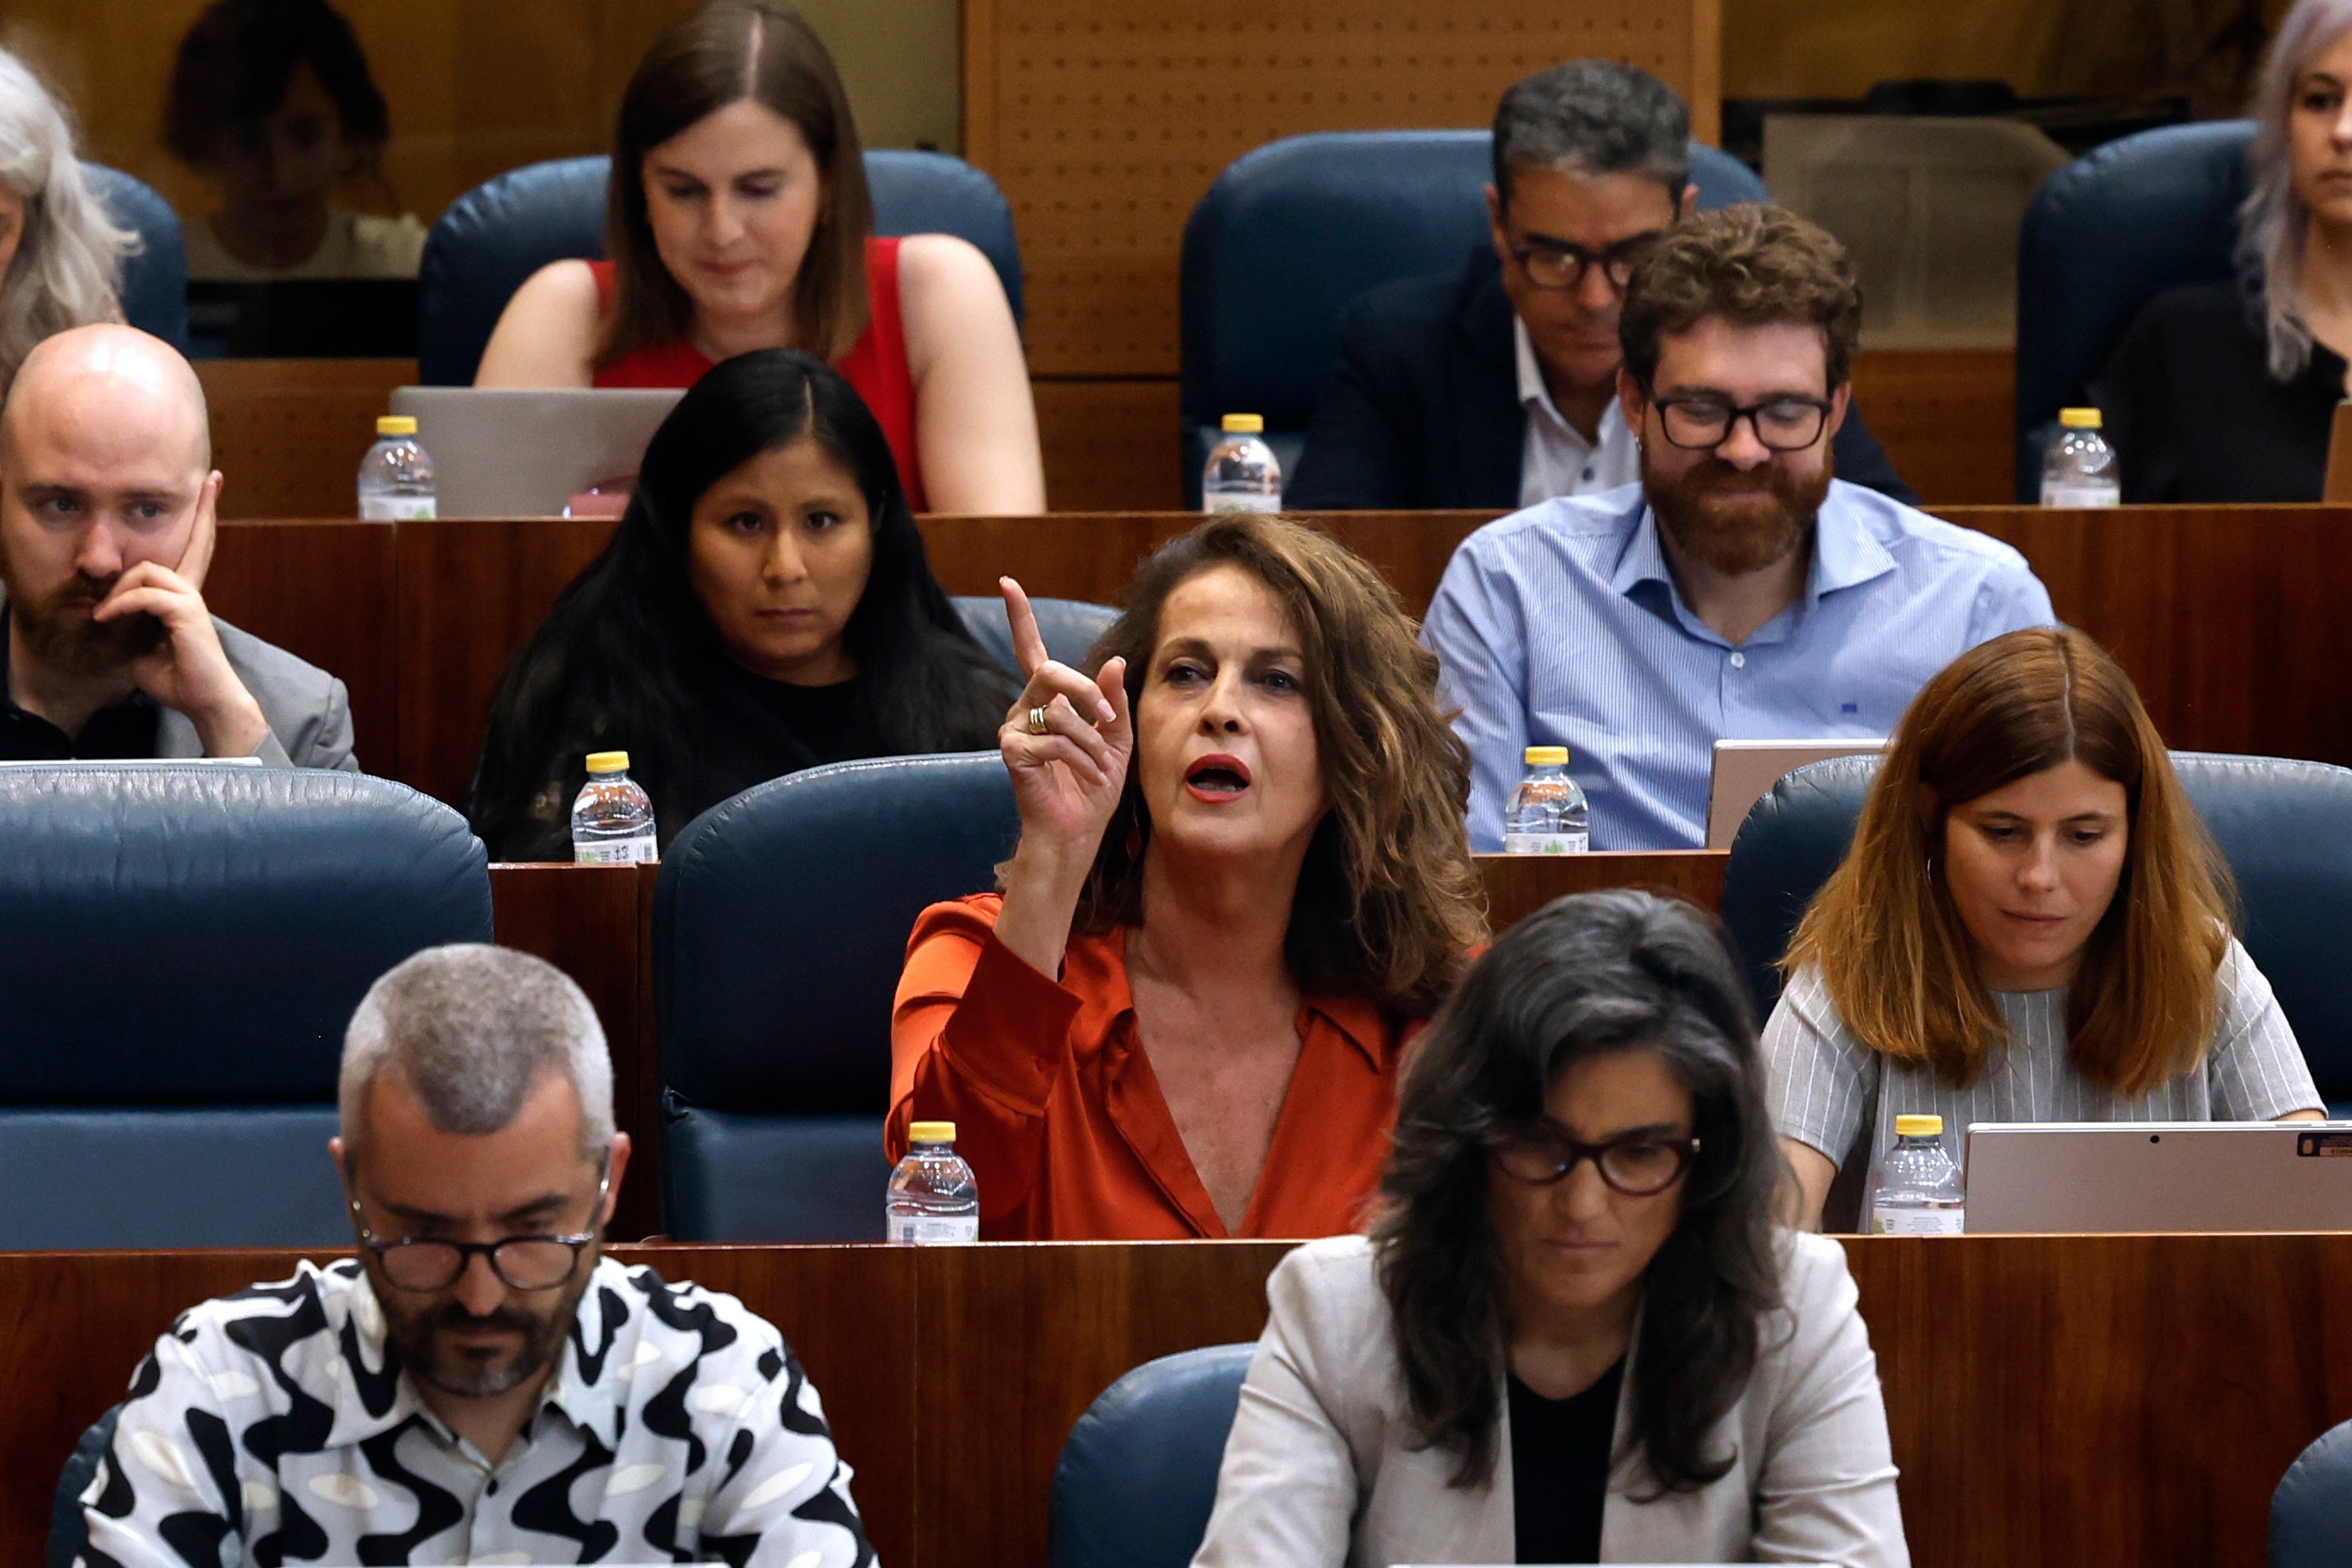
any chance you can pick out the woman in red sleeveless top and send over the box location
[475,0,1042,515]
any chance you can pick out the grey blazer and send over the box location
[1192,1232,1906,1568]
[156,618,359,771]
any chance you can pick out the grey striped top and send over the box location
[1764,936,2321,1178]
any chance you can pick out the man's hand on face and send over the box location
[87,494,268,758]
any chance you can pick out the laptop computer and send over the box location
[386,386,685,518]
[1704,738,1886,850]
[1962,1121,2352,1233]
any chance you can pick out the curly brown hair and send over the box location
[1619,204,1863,390]
[1063,515,1486,1017]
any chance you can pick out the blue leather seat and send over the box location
[81,163,189,353]
[951,594,1118,678]
[1050,1343,1255,1568]
[2272,1419,2352,1566]
[1720,753,2352,1112]
[655,752,1020,1239]
[417,149,1025,385]
[0,764,493,1247]
[1177,131,1769,503]
[2013,121,2253,499]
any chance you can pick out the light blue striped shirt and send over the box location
[1423,480,2056,850]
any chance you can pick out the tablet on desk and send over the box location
[1704,738,1885,850]
[389,386,685,518]
[1963,1121,2352,1233]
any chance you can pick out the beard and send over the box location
[0,556,166,677]
[379,1263,590,1399]
[1643,445,1835,578]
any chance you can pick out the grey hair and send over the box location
[1492,59,1690,208]
[2239,0,2352,379]
[340,945,615,1162]
[0,48,131,382]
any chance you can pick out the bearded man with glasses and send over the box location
[1424,205,2056,851]
[79,944,873,1568]
[1285,59,1915,511]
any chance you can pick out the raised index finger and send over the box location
[998,575,1050,678]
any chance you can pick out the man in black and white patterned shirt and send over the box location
[79,944,874,1567]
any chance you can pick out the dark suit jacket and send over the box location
[1285,248,1918,510]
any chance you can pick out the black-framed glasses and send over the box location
[1650,393,1834,453]
[348,1169,609,1293]
[1488,1125,1699,1196]
[1507,228,1665,292]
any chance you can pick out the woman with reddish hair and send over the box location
[1767,626,2322,1230]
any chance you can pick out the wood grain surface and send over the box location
[8,1235,2351,1568]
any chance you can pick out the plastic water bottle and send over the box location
[1503,745,1589,855]
[1870,1114,1966,1235]
[570,751,657,865]
[1203,413,1282,513]
[887,1120,979,1243]
[358,415,437,520]
[2039,408,2119,508]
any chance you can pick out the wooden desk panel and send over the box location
[205,520,398,776]
[197,359,414,522]
[10,1237,2349,1568]
[1477,849,1729,929]
[1849,347,2016,506]
[396,517,618,810]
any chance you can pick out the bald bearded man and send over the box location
[0,324,355,767]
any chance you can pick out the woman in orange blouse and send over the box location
[890,514,1487,1239]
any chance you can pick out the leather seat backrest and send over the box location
[1050,1344,1256,1568]
[0,764,493,1246]
[2272,1418,2352,1567]
[654,753,1019,1238]
[1176,132,1768,503]
[951,594,1119,677]
[82,163,189,353]
[418,150,1024,385]
[2013,120,2253,498]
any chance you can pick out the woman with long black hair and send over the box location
[1193,890,1906,1567]
[469,347,1013,860]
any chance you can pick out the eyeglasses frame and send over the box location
[1505,227,1667,293]
[1641,385,1837,454]
[346,1164,612,1294]
[1487,1122,1701,1197]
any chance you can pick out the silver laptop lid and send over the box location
[387,386,685,518]
[1704,738,1885,850]
[1962,1121,2352,1233]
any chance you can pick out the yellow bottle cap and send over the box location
[910,1120,957,1143]
[1221,413,1265,433]
[584,750,630,773]
[1895,1114,1944,1137]
[2057,408,2102,430]
[376,415,419,436]
[1524,745,1569,766]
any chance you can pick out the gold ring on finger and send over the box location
[1027,704,1052,736]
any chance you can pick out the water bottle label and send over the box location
[887,1215,979,1244]
[1204,493,1283,515]
[1870,1206,1966,1236]
[2039,482,2118,509]
[359,495,437,521]
[574,833,657,866]
[1503,832,1589,855]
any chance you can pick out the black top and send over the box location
[1283,246,1919,510]
[484,667,884,862]
[0,611,161,760]
[1508,1357,1624,1565]
[2093,279,2344,503]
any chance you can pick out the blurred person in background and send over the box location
[165,0,426,279]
